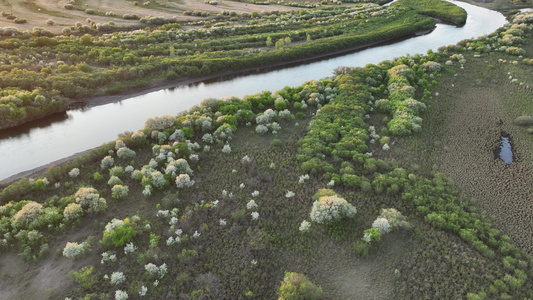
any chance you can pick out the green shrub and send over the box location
[278,272,322,300]
[71,266,97,289]
[102,218,136,247]
[514,116,533,127]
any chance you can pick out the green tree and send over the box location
[284,36,291,45]
[79,34,93,46]
[266,36,272,47]
[278,272,322,300]
[275,39,284,49]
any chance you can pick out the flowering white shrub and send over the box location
[222,144,231,154]
[101,156,114,169]
[363,231,372,243]
[117,147,136,159]
[12,201,43,228]
[156,210,169,217]
[168,216,178,226]
[241,155,252,164]
[379,208,410,230]
[125,165,134,173]
[251,190,259,197]
[213,123,234,140]
[187,141,201,151]
[115,140,126,150]
[189,154,199,161]
[111,272,126,285]
[256,125,268,134]
[151,171,167,188]
[101,251,117,264]
[219,219,227,226]
[145,115,175,132]
[196,116,213,131]
[166,236,175,246]
[175,158,194,175]
[382,143,390,151]
[298,174,310,184]
[169,129,184,141]
[145,263,159,275]
[176,174,195,188]
[105,219,125,233]
[131,131,145,140]
[69,168,80,178]
[372,218,391,234]
[240,183,245,189]
[202,133,214,144]
[251,211,259,220]
[279,109,293,120]
[62,241,88,258]
[108,176,122,186]
[421,61,441,73]
[309,195,357,225]
[255,114,269,125]
[146,160,157,170]
[142,185,152,197]
[111,185,129,199]
[139,286,148,296]
[131,170,142,180]
[63,203,83,221]
[264,108,276,120]
[285,191,295,198]
[115,290,128,300]
[246,200,258,210]
[270,122,281,132]
[159,263,167,278]
[299,220,311,233]
[193,231,201,238]
[109,166,124,178]
[124,242,137,254]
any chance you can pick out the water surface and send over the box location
[0,1,507,181]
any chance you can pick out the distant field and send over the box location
[0,0,302,33]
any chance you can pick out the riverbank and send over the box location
[0,29,433,187]
[76,30,434,108]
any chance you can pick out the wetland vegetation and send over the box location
[0,0,467,129]
[1,0,533,299]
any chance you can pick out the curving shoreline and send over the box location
[0,31,433,186]
[77,31,432,108]
[0,1,509,184]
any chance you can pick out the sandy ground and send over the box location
[0,0,297,33]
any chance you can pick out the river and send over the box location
[0,1,506,182]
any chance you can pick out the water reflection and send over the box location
[0,1,508,181]
[499,134,514,164]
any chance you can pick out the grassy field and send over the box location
[1,6,533,300]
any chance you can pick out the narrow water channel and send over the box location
[0,1,507,181]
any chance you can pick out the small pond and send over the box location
[496,133,514,164]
